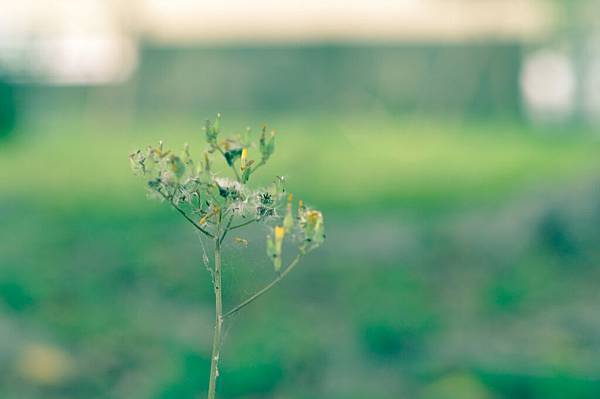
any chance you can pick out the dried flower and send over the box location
[129,114,325,399]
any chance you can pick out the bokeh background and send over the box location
[1,1,600,398]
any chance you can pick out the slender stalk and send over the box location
[228,218,258,232]
[218,215,235,245]
[219,218,258,245]
[207,224,223,399]
[158,191,214,238]
[223,254,302,319]
[249,160,265,175]
[170,202,215,239]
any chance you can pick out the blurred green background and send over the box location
[1,1,600,398]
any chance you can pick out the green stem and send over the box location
[207,221,224,399]
[220,218,258,245]
[228,218,258,232]
[219,215,235,245]
[157,191,214,238]
[223,254,302,319]
[250,160,265,175]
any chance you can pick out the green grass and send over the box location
[2,115,599,214]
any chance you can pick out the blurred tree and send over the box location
[0,77,17,139]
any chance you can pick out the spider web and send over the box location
[194,222,276,348]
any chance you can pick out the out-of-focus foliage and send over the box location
[1,115,600,399]
[0,78,17,139]
[132,44,521,117]
[1,8,600,394]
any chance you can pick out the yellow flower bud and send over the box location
[275,226,285,241]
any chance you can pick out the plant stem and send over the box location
[207,226,223,399]
[218,215,235,245]
[158,191,214,238]
[220,217,258,245]
[250,160,265,175]
[223,254,302,319]
[171,202,215,238]
[228,218,258,232]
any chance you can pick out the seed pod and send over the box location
[214,113,221,134]
[283,194,294,231]
[302,209,325,245]
[259,127,275,162]
[267,226,285,271]
[205,118,218,145]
